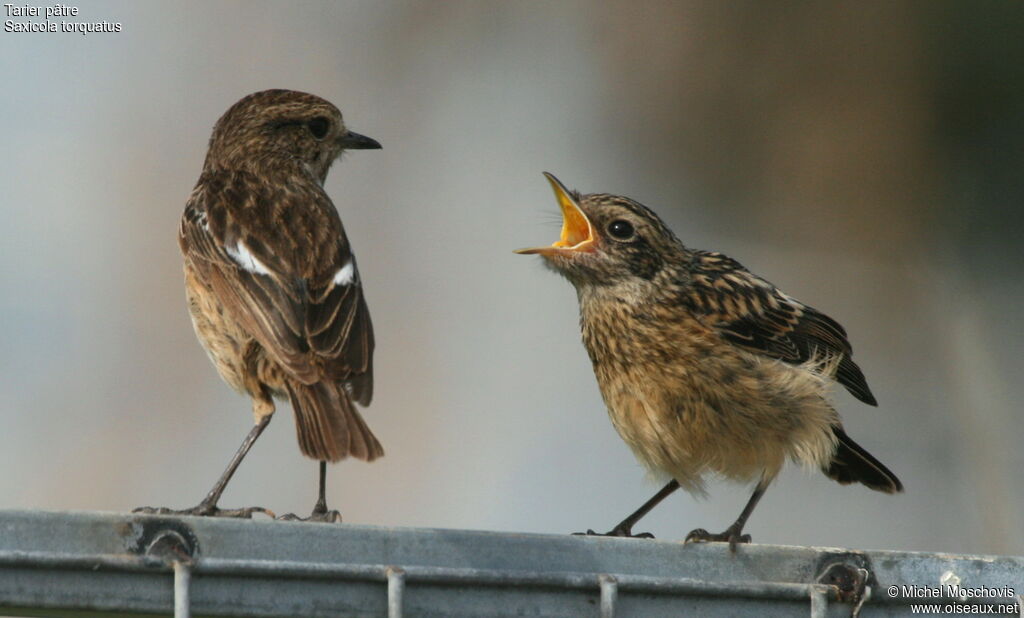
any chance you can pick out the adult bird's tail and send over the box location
[824,426,902,493]
[285,380,384,462]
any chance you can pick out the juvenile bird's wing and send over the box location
[682,251,876,405]
[179,171,374,404]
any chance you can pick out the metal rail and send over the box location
[0,510,1021,617]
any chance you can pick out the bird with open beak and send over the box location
[516,173,901,550]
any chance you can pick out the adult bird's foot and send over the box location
[685,525,751,552]
[573,524,656,539]
[133,503,275,519]
[277,506,342,523]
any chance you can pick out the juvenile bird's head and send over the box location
[516,173,688,290]
[203,89,381,183]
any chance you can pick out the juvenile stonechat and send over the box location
[517,173,901,549]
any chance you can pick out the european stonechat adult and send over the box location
[138,89,383,521]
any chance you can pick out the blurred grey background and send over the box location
[1,1,1021,557]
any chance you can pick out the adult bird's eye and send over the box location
[607,219,635,240]
[307,116,330,139]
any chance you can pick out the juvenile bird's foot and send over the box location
[277,504,342,523]
[685,525,752,552]
[573,524,656,539]
[133,502,274,519]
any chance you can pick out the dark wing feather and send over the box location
[307,275,374,404]
[683,251,876,406]
[179,171,374,396]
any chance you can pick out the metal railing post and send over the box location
[387,566,406,618]
[174,560,192,618]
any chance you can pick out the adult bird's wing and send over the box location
[682,251,876,406]
[178,170,374,404]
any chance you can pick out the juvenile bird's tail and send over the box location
[285,380,384,462]
[824,427,902,493]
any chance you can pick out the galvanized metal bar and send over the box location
[0,549,833,600]
[387,566,405,618]
[174,561,191,618]
[599,574,617,618]
[2,510,1023,617]
[809,584,828,618]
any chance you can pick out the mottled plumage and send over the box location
[517,173,900,548]
[682,251,876,407]
[138,89,382,520]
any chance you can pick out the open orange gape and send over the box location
[515,173,595,256]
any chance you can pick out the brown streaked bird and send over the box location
[516,173,901,550]
[136,89,383,521]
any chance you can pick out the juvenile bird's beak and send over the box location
[339,130,382,150]
[515,172,595,256]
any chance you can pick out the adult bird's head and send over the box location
[516,173,687,288]
[203,89,381,184]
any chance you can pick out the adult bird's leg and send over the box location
[685,478,769,552]
[576,480,681,538]
[134,414,274,518]
[278,461,343,522]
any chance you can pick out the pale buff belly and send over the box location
[183,261,285,418]
[595,349,840,494]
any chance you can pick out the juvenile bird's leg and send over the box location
[278,461,343,523]
[577,480,681,538]
[685,478,769,552]
[134,414,274,518]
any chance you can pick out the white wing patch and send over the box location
[333,259,356,286]
[225,241,272,276]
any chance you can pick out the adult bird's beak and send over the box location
[514,172,595,256]
[339,130,382,150]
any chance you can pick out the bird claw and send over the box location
[277,508,342,523]
[573,525,656,539]
[685,526,752,552]
[132,504,275,519]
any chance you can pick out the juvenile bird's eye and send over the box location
[307,116,330,139]
[607,219,635,240]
